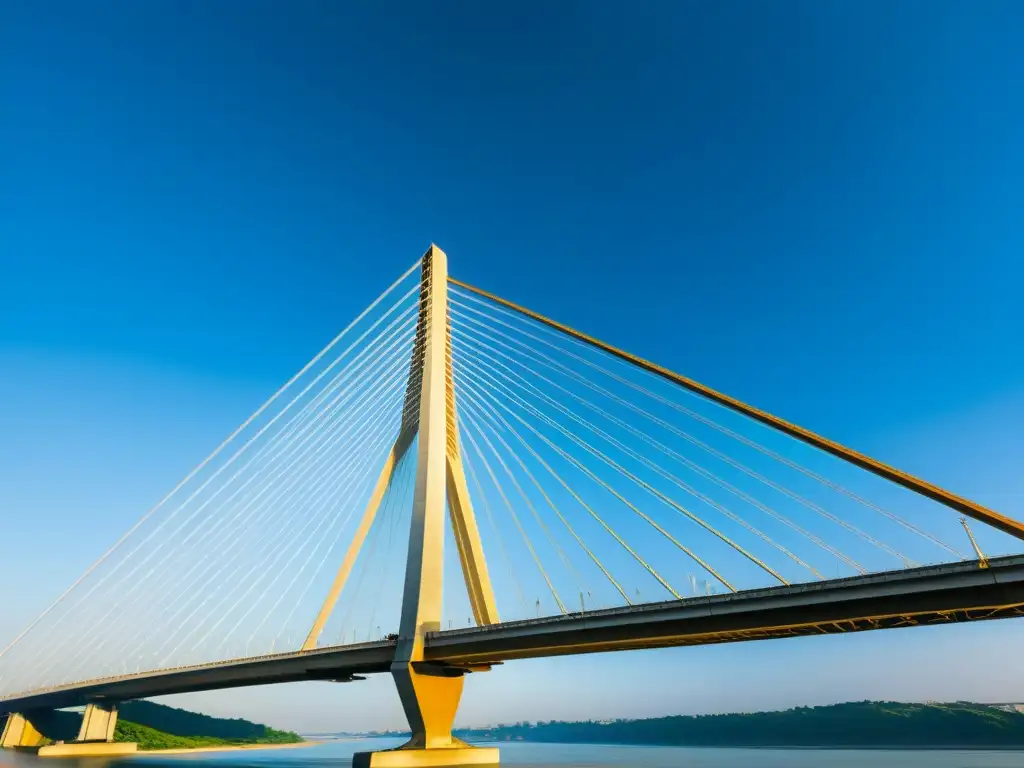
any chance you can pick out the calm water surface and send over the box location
[3,740,1022,768]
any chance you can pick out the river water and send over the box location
[3,740,1023,768]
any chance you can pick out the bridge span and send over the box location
[4,554,1023,717]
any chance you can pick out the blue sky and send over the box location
[1,1,1023,732]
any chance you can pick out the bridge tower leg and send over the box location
[1,713,46,749]
[353,246,499,768]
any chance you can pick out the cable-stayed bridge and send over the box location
[2,245,1022,766]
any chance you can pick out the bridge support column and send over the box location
[32,703,137,758]
[76,702,119,742]
[356,664,494,768]
[354,246,498,767]
[1,713,46,749]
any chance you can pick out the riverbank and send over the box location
[133,740,320,756]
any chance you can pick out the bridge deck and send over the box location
[4,555,1023,715]
[428,554,1024,662]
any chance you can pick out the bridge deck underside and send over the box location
[4,556,1023,715]
[428,565,1024,663]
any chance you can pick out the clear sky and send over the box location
[1,1,1023,733]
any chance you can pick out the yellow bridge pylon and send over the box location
[304,246,499,767]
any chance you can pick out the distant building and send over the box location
[988,703,1024,714]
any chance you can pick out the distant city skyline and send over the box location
[2,0,1022,734]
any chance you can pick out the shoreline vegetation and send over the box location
[451,701,1024,749]
[114,720,305,752]
[114,701,304,751]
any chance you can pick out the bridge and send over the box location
[2,245,1023,766]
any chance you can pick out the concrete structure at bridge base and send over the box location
[77,701,119,742]
[0,702,137,758]
[36,741,138,757]
[1,713,46,749]
[352,744,498,768]
[36,701,139,757]
[355,660,499,767]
